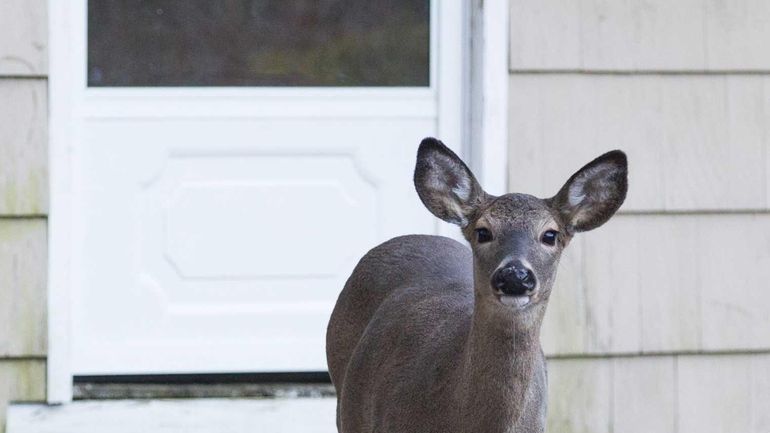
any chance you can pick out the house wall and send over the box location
[0,0,48,431]
[508,1,770,432]
[3,0,769,431]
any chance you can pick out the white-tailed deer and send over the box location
[326,138,628,433]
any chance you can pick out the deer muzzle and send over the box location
[492,261,537,297]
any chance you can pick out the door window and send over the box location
[87,0,430,87]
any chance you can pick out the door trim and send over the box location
[469,0,510,196]
[48,0,77,404]
[46,0,508,402]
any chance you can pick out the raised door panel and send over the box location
[72,117,437,373]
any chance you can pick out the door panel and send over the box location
[69,0,462,374]
[73,117,441,373]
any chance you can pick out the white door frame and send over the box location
[47,0,509,403]
[469,0,510,196]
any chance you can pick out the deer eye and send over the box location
[541,230,559,246]
[475,228,493,243]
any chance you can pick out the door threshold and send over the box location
[8,398,337,433]
[73,372,334,400]
[74,382,335,400]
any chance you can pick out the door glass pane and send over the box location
[88,0,430,87]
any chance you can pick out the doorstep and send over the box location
[7,397,337,433]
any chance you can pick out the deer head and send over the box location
[414,138,628,319]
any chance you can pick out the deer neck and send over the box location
[456,277,547,432]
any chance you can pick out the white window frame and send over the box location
[46,0,509,403]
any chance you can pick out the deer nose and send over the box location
[492,262,537,296]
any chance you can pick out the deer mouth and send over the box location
[498,294,532,308]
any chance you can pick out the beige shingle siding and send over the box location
[0,0,48,431]
[0,0,47,76]
[0,361,45,433]
[510,1,770,431]
[509,74,768,212]
[547,354,770,433]
[0,219,47,357]
[0,80,48,215]
[546,356,681,433]
[510,0,770,71]
[542,213,770,356]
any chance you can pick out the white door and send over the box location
[64,0,464,375]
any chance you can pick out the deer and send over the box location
[326,138,628,433]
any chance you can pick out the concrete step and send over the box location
[7,397,337,433]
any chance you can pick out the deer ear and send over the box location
[550,150,628,233]
[414,138,488,227]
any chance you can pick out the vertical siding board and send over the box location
[533,76,600,198]
[677,355,753,433]
[765,78,770,210]
[542,238,586,355]
[0,360,45,401]
[705,0,770,70]
[582,217,642,354]
[0,80,48,215]
[660,78,725,210]
[546,358,612,433]
[751,355,770,433]
[698,215,770,351]
[508,75,547,195]
[578,0,636,70]
[509,0,581,70]
[0,360,46,433]
[612,357,676,433]
[661,76,766,210]
[637,216,701,352]
[535,77,601,196]
[724,76,768,210]
[591,76,666,210]
[579,0,707,70]
[0,0,47,76]
[0,220,47,357]
[510,75,668,210]
[632,0,707,70]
